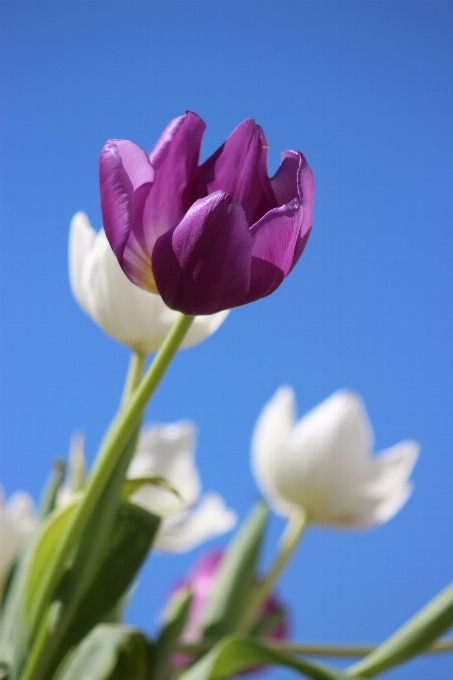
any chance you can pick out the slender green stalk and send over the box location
[271,637,453,657]
[20,314,194,680]
[121,351,147,406]
[176,637,453,659]
[238,508,307,634]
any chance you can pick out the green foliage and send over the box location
[56,624,151,680]
[151,588,192,680]
[178,635,351,680]
[201,502,268,640]
[347,580,453,677]
[55,500,160,662]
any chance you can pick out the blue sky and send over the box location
[1,2,452,678]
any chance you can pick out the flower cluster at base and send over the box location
[252,387,419,528]
[165,550,288,671]
[99,112,314,315]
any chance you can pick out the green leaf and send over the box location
[0,538,36,674]
[122,476,181,501]
[25,498,80,619]
[18,431,142,680]
[151,588,192,680]
[58,501,160,650]
[202,502,268,639]
[38,500,160,680]
[178,635,351,680]
[346,580,453,677]
[56,624,151,680]
[13,432,159,680]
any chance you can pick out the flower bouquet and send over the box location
[1,113,451,680]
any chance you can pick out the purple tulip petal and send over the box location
[196,120,275,227]
[240,200,303,305]
[152,191,254,315]
[271,151,314,271]
[142,111,206,251]
[100,140,154,266]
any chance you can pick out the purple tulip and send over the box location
[100,112,314,315]
[164,550,289,671]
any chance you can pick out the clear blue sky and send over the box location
[1,2,452,678]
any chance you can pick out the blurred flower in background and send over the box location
[128,422,237,552]
[252,388,419,528]
[0,487,37,600]
[69,212,229,352]
[166,550,288,670]
[99,112,314,315]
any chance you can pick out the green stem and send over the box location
[238,508,307,634]
[176,637,453,659]
[121,351,147,406]
[21,314,194,680]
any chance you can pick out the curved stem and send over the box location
[238,508,307,634]
[20,314,194,680]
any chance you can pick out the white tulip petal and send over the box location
[69,213,229,353]
[251,386,298,516]
[0,488,37,596]
[251,387,419,529]
[153,493,237,553]
[128,422,201,516]
[69,212,97,315]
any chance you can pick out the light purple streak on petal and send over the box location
[113,139,155,191]
[99,141,136,264]
[99,140,157,291]
[152,191,254,315]
[121,194,158,292]
[270,151,300,207]
[196,120,273,227]
[271,151,314,272]
[141,112,206,252]
[240,200,302,304]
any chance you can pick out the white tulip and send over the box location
[127,422,237,552]
[0,488,37,598]
[69,212,229,353]
[251,387,419,528]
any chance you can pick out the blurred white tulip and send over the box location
[69,212,229,353]
[251,387,419,528]
[0,488,37,598]
[128,422,237,552]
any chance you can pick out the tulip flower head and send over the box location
[0,487,37,599]
[166,550,288,670]
[99,112,314,315]
[252,388,419,528]
[69,212,228,353]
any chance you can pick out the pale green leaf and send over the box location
[202,502,268,639]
